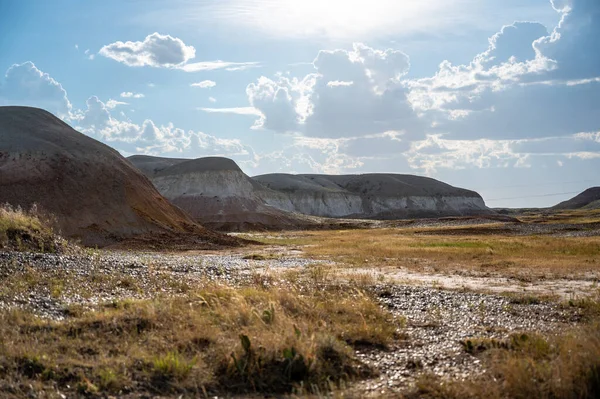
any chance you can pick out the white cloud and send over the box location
[406,135,530,173]
[84,49,95,60]
[191,80,216,89]
[0,61,72,117]
[99,32,195,67]
[0,62,256,161]
[179,61,260,72]
[246,43,420,138]
[399,0,600,142]
[326,81,354,87]
[120,92,145,98]
[208,96,217,103]
[75,96,252,157]
[105,99,128,109]
[199,107,263,116]
[99,32,259,72]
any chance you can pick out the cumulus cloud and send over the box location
[0,61,72,117]
[404,0,600,140]
[475,22,549,67]
[99,32,195,67]
[75,96,252,156]
[406,135,531,173]
[99,32,259,72]
[191,80,216,89]
[236,0,599,174]
[534,0,600,80]
[246,43,420,138]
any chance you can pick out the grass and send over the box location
[519,208,600,225]
[0,204,64,253]
[410,321,600,399]
[0,282,398,397]
[248,229,600,279]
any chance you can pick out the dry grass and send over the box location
[0,283,398,397]
[0,204,63,252]
[246,229,600,279]
[519,208,600,225]
[410,321,600,399]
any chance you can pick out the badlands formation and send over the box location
[130,155,492,230]
[254,173,491,219]
[128,156,315,231]
[0,106,232,246]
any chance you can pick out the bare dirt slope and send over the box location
[552,187,600,210]
[129,156,316,231]
[254,173,493,219]
[0,106,236,247]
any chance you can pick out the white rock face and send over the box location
[128,156,315,231]
[254,173,492,219]
[260,192,364,217]
[128,156,493,226]
[153,170,256,199]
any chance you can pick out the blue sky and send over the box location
[1,0,599,207]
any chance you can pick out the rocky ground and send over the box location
[355,285,584,396]
[0,250,321,319]
[0,247,590,397]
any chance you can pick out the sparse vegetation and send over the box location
[3,213,600,397]
[411,320,600,399]
[0,204,65,253]
[249,228,600,280]
[0,282,397,396]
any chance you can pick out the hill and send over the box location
[128,156,315,231]
[552,187,600,210]
[254,173,491,219]
[0,106,237,247]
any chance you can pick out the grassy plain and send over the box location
[243,225,600,280]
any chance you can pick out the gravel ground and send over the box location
[354,285,584,396]
[0,250,323,319]
[0,249,587,397]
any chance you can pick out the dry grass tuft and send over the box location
[0,283,398,396]
[0,204,65,253]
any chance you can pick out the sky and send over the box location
[0,0,599,208]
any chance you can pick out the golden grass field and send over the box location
[243,224,600,281]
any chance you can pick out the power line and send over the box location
[486,191,581,202]
[478,179,597,191]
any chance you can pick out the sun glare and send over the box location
[209,0,466,39]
